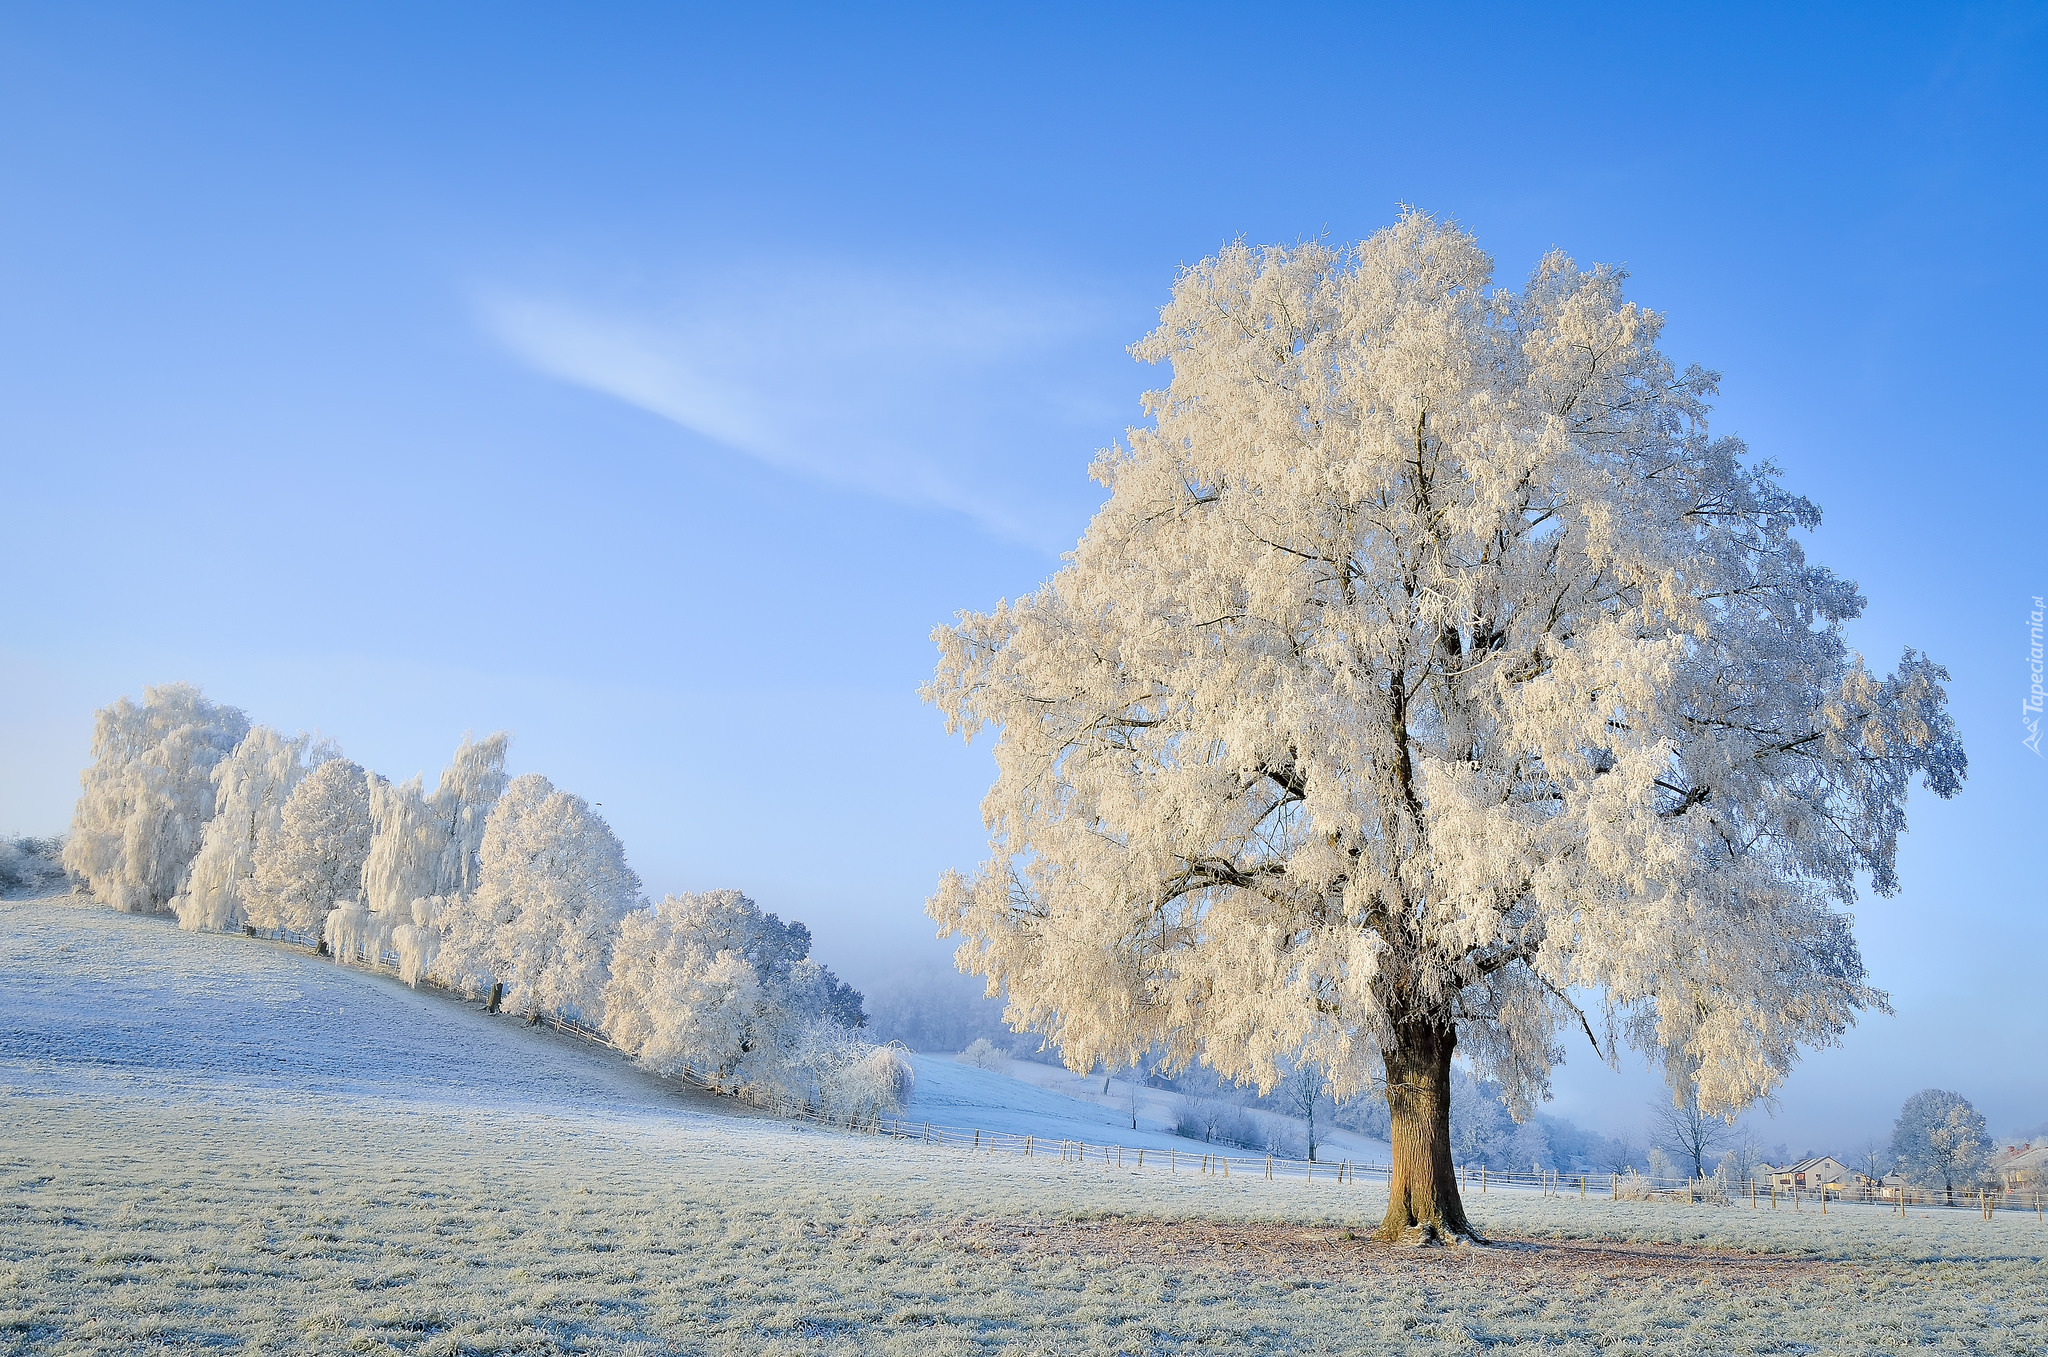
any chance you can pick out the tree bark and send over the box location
[1377,1021,1476,1243]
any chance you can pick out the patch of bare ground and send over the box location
[936,1217,1841,1285]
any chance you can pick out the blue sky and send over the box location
[2,2,2042,1150]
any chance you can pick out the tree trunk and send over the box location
[1378,1021,1476,1243]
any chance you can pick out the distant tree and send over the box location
[1286,1064,1324,1161]
[1448,1072,1514,1170]
[959,1036,1008,1071]
[1651,1087,1735,1181]
[1509,1118,1553,1176]
[1598,1133,1643,1177]
[924,213,1965,1239]
[1890,1088,1990,1205]
[602,889,863,1084]
[1717,1138,1765,1187]
[66,684,250,914]
[1331,1086,1392,1142]
[246,759,373,942]
[1852,1137,1892,1189]
[179,727,335,932]
[436,774,639,1026]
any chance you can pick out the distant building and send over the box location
[1761,1156,1851,1196]
[1855,1171,1910,1201]
[1994,1143,2048,1189]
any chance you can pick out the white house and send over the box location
[1994,1143,2047,1189]
[1761,1156,1851,1196]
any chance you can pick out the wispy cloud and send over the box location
[478,264,1124,548]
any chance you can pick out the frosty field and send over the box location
[4,898,2045,1355]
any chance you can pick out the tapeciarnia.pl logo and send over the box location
[2027,595,2044,755]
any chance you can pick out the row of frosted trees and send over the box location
[65,683,911,1120]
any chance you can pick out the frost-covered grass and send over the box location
[4,898,2045,1354]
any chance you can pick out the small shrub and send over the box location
[1615,1170,1658,1200]
[0,835,67,894]
[959,1038,1007,1071]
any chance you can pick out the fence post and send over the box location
[973,1129,979,1150]
[1025,1134,1033,1158]
[1481,1166,1487,1194]
[1137,1149,1144,1168]
[1266,1155,1273,1181]
[1580,1175,1586,1199]
[1611,1172,1617,1201]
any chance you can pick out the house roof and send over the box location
[1997,1144,2048,1171]
[1762,1156,1847,1176]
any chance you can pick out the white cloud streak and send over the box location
[478,265,1120,548]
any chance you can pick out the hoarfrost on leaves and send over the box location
[245,758,374,941]
[178,727,336,932]
[603,889,871,1098]
[435,773,639,1026]
[924,210,1966,1135]
[65,684,251,914]
[357,733,509,983]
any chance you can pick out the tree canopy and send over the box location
[926,212,1964,1235]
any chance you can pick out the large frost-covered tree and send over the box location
[435,773,638,1026]
[245,758,373,941]
[178,727,336,932]
[66,684,251,914]
[925,212,1965,1241]
[603,890,867,1088]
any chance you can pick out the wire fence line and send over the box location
[262,929,2048,1225]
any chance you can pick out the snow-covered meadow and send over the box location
[5,897,2044,1355]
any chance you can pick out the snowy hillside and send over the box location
[0,891,1372,1166]
[906,1054,1393,1165]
